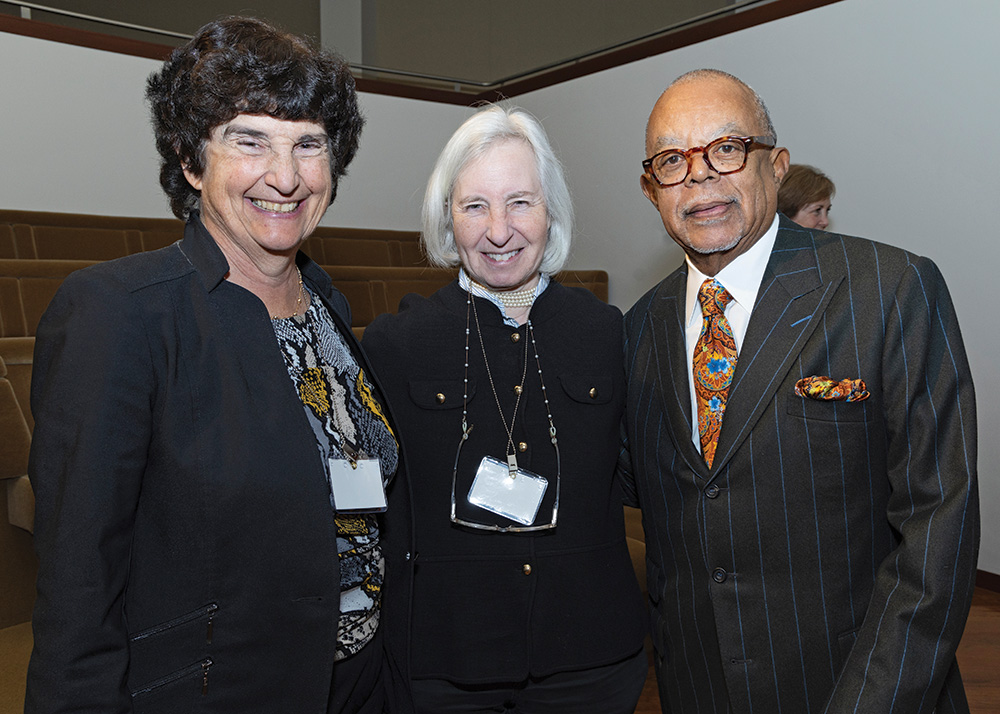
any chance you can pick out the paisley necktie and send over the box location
[694,279,737,467]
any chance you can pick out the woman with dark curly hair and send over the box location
[25,16,408,714]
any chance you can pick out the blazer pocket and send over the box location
[785,392,873,423]
[558,374,613,405]
[409,379,475,410]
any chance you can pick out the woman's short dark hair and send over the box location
[778,164,835,217]
[146,16,364,219]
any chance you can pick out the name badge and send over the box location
[329,458,387,513]
[467,455,547,526]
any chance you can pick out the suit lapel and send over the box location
[709,223,844,475]
[644,266,710,478]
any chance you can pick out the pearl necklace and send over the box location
[469,278,537,309]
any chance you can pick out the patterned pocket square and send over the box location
[794,375,870,402]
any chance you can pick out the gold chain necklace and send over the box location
[270,266,304,320]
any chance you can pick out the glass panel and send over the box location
[1,0,748,94]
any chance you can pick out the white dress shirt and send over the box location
[684,214,780,451]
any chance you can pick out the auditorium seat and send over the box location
[0,259,93,339]
[0,349,37,713]
[0,259,609,339]
[0,209,425,266]
[0,338,33,433]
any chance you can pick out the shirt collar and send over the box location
[684,213,779,326]
[178,211,332,296]
[458,269,550,327]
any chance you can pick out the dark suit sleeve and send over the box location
[825,257,979,713]
[26,270,154,714]
[617,418,639,508]
[616,313,639,507]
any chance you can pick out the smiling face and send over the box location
[791,197,832,230]
[641,75,789,276]
[183,114,333,271]
[450,139,549,292]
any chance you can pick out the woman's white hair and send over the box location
[422,105,573,275]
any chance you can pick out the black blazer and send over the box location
[621,217,979,714]
[363,281,646,684]
[26,217,406,713]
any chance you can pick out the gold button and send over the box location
[514,385,523,396]
[436,393,446,404]
[589,387,598,398]
[511,332,521,343]
[522,564,532,575]
[518,442,528,452]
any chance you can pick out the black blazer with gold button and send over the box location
[363,280,646,685]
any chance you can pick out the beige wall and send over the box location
[513,0,1000,572]
[0,29,471,228]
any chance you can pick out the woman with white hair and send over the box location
[362,106,646,713]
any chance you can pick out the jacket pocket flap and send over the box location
[558,374,613,405]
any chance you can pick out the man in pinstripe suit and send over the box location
[621,69,979,713]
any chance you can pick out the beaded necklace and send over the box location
[449,290,561,532]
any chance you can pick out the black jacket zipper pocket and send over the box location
[130,602,218,645]
[131,658,214,697]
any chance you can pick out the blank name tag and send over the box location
[467,456,547,526]
[329,458,388,513]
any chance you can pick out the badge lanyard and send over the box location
[279,304,388,513]
[449,292,561,532]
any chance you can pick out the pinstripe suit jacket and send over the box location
[621,216,979,714]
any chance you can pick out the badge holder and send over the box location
[467,455,547,526]
[329,457,388,513]
[450,421,560,533]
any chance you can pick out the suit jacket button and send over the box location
[705,484,720,499]
[511,332,521,343]
[436,393,446,404]
[522,563,532,575]
[712,568,728,583]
